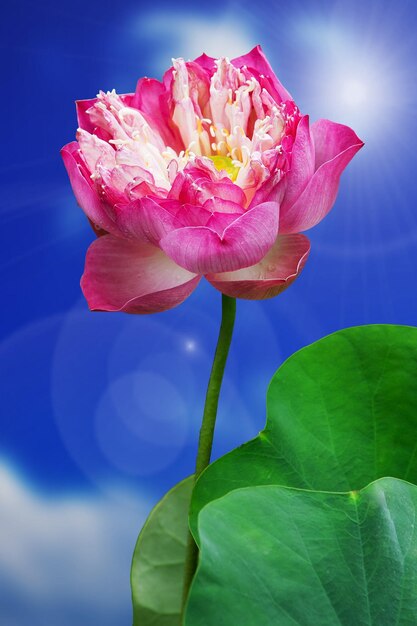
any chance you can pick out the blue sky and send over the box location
[1,0,417,623]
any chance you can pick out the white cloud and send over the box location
[135,11,257,73]
[0,461,149,626]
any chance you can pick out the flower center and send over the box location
[78,57,300,209]
[207,155,240,181]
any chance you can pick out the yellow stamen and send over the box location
[208,155,240,181]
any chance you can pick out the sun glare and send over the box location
[339,77,370,109]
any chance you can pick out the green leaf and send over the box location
[131,476,193,626]
[186,478,417,625]
[191,325,417,538]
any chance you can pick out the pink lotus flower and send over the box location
[61,46,363,313]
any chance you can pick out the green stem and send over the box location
[181,294,236,617]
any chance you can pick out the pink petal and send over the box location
[128,179,169,201]
[197,180,247,207]
[206,234,310,299]
[249,171,284,207]
[312,119,364,168]
[114,197,213,244]
[132,77,182,151]
[279,121,364,234]
[205,211,243,235]
[168,165,247,207]
[76,98,98,132]
[115,198,183,244]
[61,142,119,235]
[231,45,292,103]
[193,53,217,74]
[159,201,279,274]
[172,203,213,227]
[202,198,244,215]
[81,236,200,314]
[280,115,315,212]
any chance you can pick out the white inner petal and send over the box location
[79,57,296,203]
